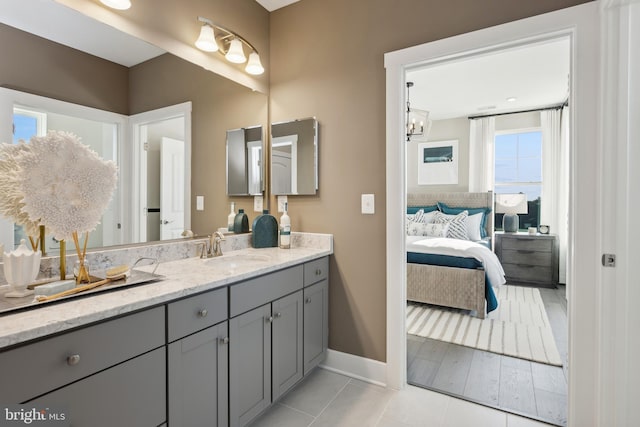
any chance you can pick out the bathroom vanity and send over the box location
[0,233,332,427]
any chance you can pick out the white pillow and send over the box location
[406,209,438,235]
[466,212,484,241]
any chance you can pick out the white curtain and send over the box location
[540,106,569,283]
[468,117,495,192]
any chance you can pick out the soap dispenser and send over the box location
[252,210,278,248]
[233,209,249,234]
[279,203,291,249]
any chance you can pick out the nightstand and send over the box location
[495,232,559,287]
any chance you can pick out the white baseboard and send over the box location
[319,349,387,387]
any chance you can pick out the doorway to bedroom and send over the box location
[403,37,570,426]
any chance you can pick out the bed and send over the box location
[406,192,505,319]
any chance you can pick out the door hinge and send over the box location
[602,253,616,267]
[144,142,149,151]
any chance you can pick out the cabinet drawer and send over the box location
[168,287,228,342]
[230,265,303,318]
[30,347,166,427]
[503,263,552,283]
[304,257,328,287]
[502,249,552,267]
[0,306,165,403]
[501,237,552,252]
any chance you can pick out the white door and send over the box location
[160,137,185,240]
[272,151,292,194]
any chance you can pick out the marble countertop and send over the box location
[0,243,332,350]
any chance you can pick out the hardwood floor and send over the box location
[407,285,568,426]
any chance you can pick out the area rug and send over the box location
[406,285,563,366]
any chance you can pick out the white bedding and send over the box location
[406,236,506,287]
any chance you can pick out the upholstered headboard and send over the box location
[407,191,494,239]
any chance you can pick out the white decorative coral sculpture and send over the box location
[14,131,118,240]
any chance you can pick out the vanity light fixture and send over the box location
[195,17,264,75]
[100,0,131,10]
[406,82,430,142]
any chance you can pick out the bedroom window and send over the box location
[494,130,542,230]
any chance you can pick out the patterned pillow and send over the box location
[407,221,449,237]
[406,209,438,234]
[433,210,469,240]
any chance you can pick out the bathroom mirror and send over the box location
[226,126,264,196]
[271,118,318,195]
[0,3,267,252]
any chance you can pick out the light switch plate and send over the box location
[196,195,204,211]
[361,194,375,214]
[254,195,263,212]
[277,196,288,213]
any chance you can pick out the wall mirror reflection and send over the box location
[0,1,267,253]
[271,118,318,195]
[226,126,264,196]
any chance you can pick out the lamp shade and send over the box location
[195,25,218,52]
[226,38,246,63]
[245,52,264,75]
[100,0,131,10]
[495,193,528,214]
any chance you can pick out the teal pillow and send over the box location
[437,202,492,238]
[407,205,438,215]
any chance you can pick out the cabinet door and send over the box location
[229,304,271,427]
[168,321,229,427]
[272,290,303,401]
[30,347,165,427]
[304,279,329,375]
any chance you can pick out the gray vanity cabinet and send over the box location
[168,321,229,427]
[167,288,229,427]
[228,265,306,427]
[303,257,329,374]
[229,303,272,427]
[303,279,329,374]
[30,347,166,427]
[272,291,304,401]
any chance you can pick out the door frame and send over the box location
[128,102,192,243]
[384,3,600,426]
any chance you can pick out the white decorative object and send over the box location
[3,239,41,298]
[14,131,118,241]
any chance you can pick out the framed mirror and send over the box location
[226,126,264,196]
[271,118,318,195]
[0,2,267,252]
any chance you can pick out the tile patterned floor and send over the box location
[248,368,554,427]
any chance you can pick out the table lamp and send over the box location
[495,193,528,232]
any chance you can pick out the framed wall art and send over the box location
[417,140,458,185]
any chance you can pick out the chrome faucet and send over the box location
[208,231,226,257]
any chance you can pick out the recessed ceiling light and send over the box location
[506,97,517,102]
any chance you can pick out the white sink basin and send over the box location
[203,253,272,271]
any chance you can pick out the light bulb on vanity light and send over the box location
[100,0,131,10]
[226,38,247,63]
[245,52,264,75]
[195,24,218,52]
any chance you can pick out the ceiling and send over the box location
[255,0,300,11]
[406,37,570,121]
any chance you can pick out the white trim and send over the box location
[598,0,640,424]
[128,102,192,244]
[385,3,600,426]
[319,349,387,387]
